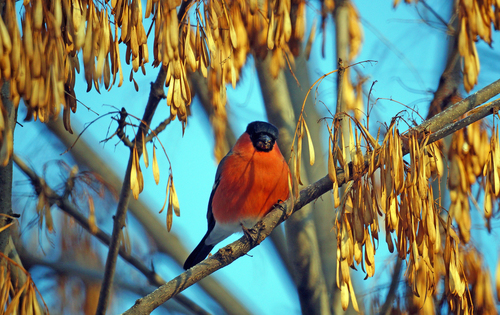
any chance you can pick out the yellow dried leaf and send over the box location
[328,141,336,183]
[88,195,98,234]
[0,221,13,234]
[152,145,160,185]
[267,12,275,50]
[5,280,27,315]
[349,280,359,312]
[160,174,172,214]
[333,181,340,208]
[170,179,180,217]
[340,281,349,311]
[167,186,173,231]
[296,131,303,185]
[130,147,139,199]
[0,15,11,53]
[303,120,315,165]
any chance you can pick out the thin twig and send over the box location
[145,117,172,143]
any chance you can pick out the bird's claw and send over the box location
[274,199,291,218]
[241,223,258,246]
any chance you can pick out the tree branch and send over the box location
[416,78,500,134]
[0,78,38,311]
[122,77,500,315]
[427,99,500,144]
[145,117,172,143]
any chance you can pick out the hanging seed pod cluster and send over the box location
[291,112,500,313]
[448,120,489,242]
[457,0,500,92]
[0,0,327,163]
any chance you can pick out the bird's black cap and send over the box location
[246,121,279,140]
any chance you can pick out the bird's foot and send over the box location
[240,223,258,246]
[275,199,292,218]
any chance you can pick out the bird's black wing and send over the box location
[183,152,231,270]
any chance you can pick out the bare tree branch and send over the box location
[0,81,16,257]
[427,99,500,144]
[122,77,500,315]
[416,78,500,134]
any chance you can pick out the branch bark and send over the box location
[0,77,38,311]
[122,77,500,315]
[416,78,500,134]
[0,81,16,262]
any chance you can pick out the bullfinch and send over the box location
[183,121,290,270]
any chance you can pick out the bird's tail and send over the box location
[183,233,215,270]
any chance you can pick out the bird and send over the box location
[183,121,291,270]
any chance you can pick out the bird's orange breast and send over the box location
[211,134,290,224]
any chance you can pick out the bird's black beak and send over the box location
[254,134,274,151]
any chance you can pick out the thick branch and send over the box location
[416,78,500,134]
[0,78,36,310]
[122,77,500,314]
[427,99,500,144]
[0,81,15,254]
